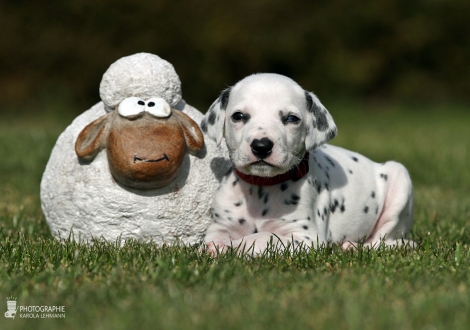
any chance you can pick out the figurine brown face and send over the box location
[75,97,204,189]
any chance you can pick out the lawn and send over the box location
[0,102,469,329]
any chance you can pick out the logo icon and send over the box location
[5,296,17,319]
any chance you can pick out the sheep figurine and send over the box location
[40,53,230,245]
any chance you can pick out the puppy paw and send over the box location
[202,242,228,257]
[342,241,357,250]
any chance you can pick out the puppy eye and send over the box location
[145,97,171,118]
[118,97,146,117]
[286,115,300,123]
[231,112,247,122]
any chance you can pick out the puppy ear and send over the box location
[200,87,231,146]
[304,91,337,151]
[173,110,205,155]
[75,113,112,161]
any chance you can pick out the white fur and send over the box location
[201,73,414,255]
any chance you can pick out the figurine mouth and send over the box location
[133,153,169,163]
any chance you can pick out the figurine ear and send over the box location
[173,110,205,155]
[304,91,337,151]
[200,87,231,146]
[75,113,112,161]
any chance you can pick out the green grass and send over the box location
[0,102,469,329]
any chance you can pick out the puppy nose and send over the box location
[250,138,274,159]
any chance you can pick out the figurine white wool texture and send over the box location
[40,53,230,244]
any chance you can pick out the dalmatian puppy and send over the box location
[200,73,414,255]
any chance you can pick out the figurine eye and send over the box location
[231,111,249,123]
[118,97,146,117]
[145,97,171,118]
[285,115,300,123]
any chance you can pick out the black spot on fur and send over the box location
[219,87,231,110]
[380,173,388,180]
[352,156,358,162]
[224,210,230,213]
[234,201,243,207]
[330,202,336,213]
[257,186,265,199]
[305,236,311,240]
[315,181,322,193]
[253,227,258,234]
[371,191,376,198]
[323,207,327,215]
[200,119,208,133]
[349,169,353,174]
[306,126,313,137]
[364,206,369,213]
[311,103,329,131]
[227,217,233,221]
[375,206,379,214]
[262,208,268,216]
[232,178,239,186]
[214,213,220,218]
[305,91,313,111]
[295,240,300,245]
[325,156,335,167]
[239,218,246,225]
[264,193,269,204]
[224,167,233,177]
[307,216,311,221]
[303,225,308,230]
[280,183,288,191]
[208,110,217,125]
[283,199,298,206]
[326,128,337,141]
[284,194,300,206]
[317,210,321,217]
[340,204,345,213]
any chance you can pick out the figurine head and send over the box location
[75,96,204,189]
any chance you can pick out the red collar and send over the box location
[234,152,309,186]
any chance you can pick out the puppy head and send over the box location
[75,97,204,189]
[201,73,337,177]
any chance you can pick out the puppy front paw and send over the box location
[342,241,357,250]
[202,241,228,257]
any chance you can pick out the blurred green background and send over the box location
[1,0,469,115]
